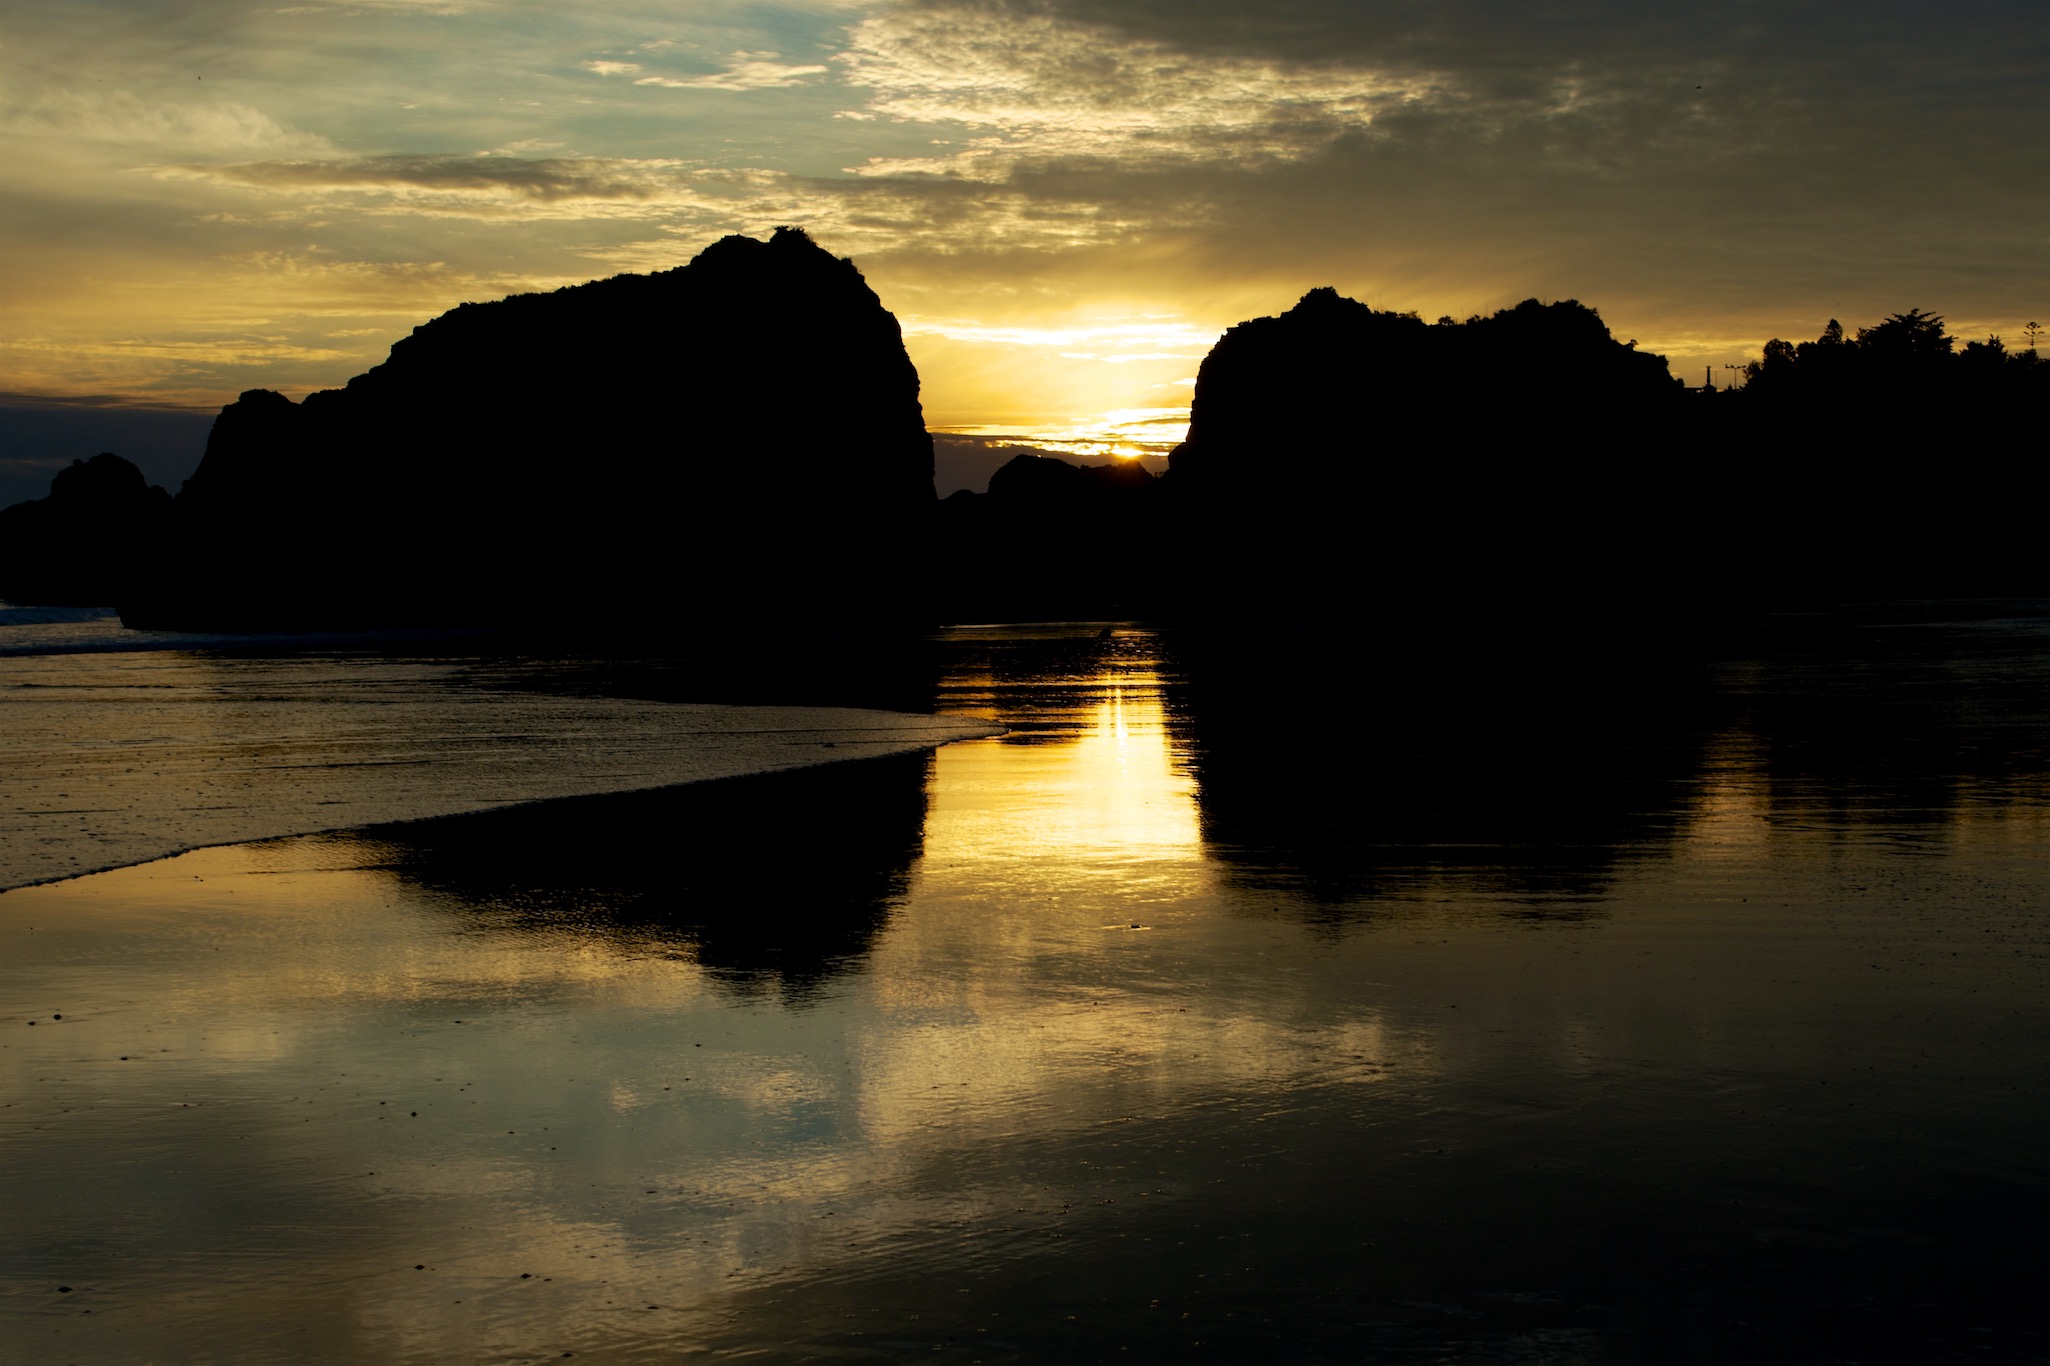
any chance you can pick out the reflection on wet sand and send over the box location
[1166,639,1710,909]
[4,613,2049,1363]
[1169,608,2050,911]
[356,750,934,999]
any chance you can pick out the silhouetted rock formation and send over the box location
[0,453,171,606]
[124,228,934,632]
[935,452,1166,620]
[1171,291,1677,485]
[1164,291,1686,629]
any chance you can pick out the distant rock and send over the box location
[935,452,1166,621]
[124,228,935,632]
[0,453,171,606]
[986,451,1155,506]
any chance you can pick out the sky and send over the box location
[2,0,2045,502]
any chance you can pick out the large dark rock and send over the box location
[124,228,935,632]
[1163,290,1686,629]
[1171,290,1678,486]
[0,453,171,606]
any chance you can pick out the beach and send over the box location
[0,607,998,891]
[4,613,2048,1362]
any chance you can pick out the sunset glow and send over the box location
[906,314,1208,458]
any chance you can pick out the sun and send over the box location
[900,314,1217,460]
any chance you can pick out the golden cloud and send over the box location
[835,7,1447,179]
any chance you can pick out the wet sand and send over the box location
[0,644,997,891]
[3,617,2048,1362]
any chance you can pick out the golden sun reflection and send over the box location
[835,631,1393,1143]
[921,660,1206,887]
[1684,729,1774,859]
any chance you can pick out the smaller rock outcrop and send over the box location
[935,452,1167,621]
[0,453,171,606]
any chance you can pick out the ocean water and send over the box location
[3,610,2048,1363]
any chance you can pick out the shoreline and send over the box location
[0,636,1001,894]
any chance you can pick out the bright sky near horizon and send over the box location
[2,1,2045,483]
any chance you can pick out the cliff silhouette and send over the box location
[8,260,2040,630]
[0,453,171,607]
[1164,290,1686,629]
[1169,290,1677,487]
[121,227,934,632]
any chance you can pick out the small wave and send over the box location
[0,607,496,658]
[0,603,121,627]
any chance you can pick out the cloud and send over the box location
[8,90,337,159]
[631,51,832,91]
[172,149,1206,253]
[153,153,718,221]
[166,153,681,199]
[0,230,597,408]
[834,7,1444,178]
[1,0,2042,432]
[271,0,482,13]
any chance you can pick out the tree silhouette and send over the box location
[1856,308,1953,365]
[1711,305,2050,600]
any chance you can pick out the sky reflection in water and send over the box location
[4,618,2048,1363]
